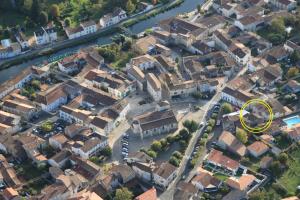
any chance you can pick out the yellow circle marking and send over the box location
[239,99,273,133]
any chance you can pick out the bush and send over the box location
[203,133,208,139]
[278,153,288,165]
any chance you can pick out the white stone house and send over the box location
[34,27,57,46]
[99,8,127,27]
[153,162,177,189]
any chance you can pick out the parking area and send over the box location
[111,128,181,163]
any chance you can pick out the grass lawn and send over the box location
[278,148,300,195]
[111,51,136,69]
[214,173,229,182]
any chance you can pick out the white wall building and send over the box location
[99,8,127,27]
[153,162,177,189]
[34,27,57,46]
[146,73,162,102]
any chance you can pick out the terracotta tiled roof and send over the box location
[207,149,239,170]
[135,188,157,200]
[247,141,269,155]
[226,174,256,191]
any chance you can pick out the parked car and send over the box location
[199,122,205,128]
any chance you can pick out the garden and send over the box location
[97,35,138,69]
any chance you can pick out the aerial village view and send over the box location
[0,0,300,199]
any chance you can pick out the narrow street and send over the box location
[159,64,248,199]
[159,90,222,200]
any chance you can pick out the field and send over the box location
[278,147,300,195]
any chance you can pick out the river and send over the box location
[0,0,204,83]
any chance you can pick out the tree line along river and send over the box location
[0,0,204,84]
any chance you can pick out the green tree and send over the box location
[197,4,202,13]
[183,120,198,133]
[278,153,288,165]
[271,18,285,35]
[208,119,216,127]
[126,0,135,14]
[41,121,53,132]
[122,39,132,51]
[172,151,183,159]
[115,187,133,200]
[206,126,212,133]
[31,79,41,89]
[39,11,48,25]
[64,18,71,27]
[287,67,299,78]
[160,138,168,150]
[31,0,42,20]
[221,103,233,114]
[290,51,300,64]
[101,146,112,157]
[169,156,180,167]
[236,128,248,144]
[179,129,190,140]
[166,135,175,144]
[270,161,282,176]
[147,150,157,158]
[151,140,162,152]
[49,4,60,19]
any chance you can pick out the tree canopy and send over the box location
[236,128,248,144]
[221,103,233,114]
[115,187,133,200]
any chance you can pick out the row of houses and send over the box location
[0,7,127,60]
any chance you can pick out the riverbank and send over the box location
[0,27,119,70]
[0,0,182,70]
[122,0,184,27]
[0,0,204,84]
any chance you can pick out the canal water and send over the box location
[0,0,204,83]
